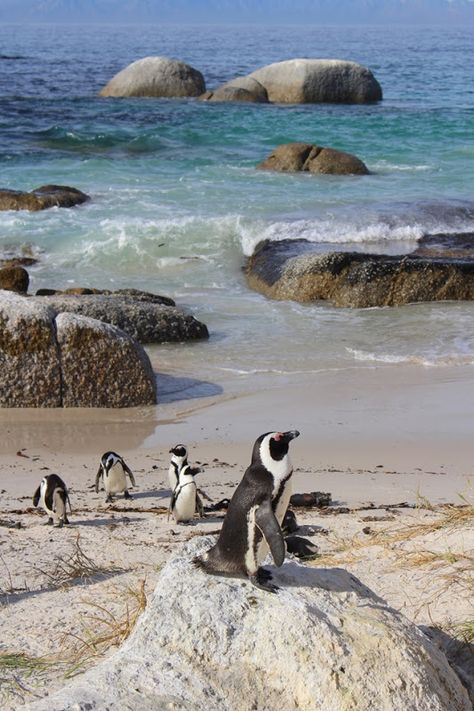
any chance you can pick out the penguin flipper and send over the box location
[255,501,285,567]
[95,466,103,493]
[123,461,136,487]
[33,486,41,507]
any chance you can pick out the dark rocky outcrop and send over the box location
[257,142,369,175]
[0,266,29,294]
[0,185,90,211]
[32,291,208,343]
[0,290,157,408]
[245,59,382,104]
[245,237,474,308]
[100,56,205,98]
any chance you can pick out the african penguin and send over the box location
[194,429,300,592]
[33,473,71,527]
[95,451,136,503]
[169,463,204,524]
[168,444,188,492]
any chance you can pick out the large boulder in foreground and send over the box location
[245,59,382,104]
[0,291,157,407]
[245,238,474,308]
[258,142,369,175]
[32,291,209,343]
[100,56,206,98]
[0,291,61,407]
[0,185,90,211]
[56,313,156,407]
[27,536,470,711]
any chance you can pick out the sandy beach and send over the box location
[0,362,473,708]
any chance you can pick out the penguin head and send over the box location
[252,430,300,465]
[169,444,188,462]
[103,451,121,471]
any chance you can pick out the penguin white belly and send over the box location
[173,483,196,522]
[39,481,54,518]
[105,463,127,494]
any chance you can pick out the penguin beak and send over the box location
[280,430,300,443]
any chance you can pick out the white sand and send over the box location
[0,363,473,707]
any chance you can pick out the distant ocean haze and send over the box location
[0,23,473,387]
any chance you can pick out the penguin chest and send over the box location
[173,482,196,522]
[105,463,126,494]
[39,481,54,517]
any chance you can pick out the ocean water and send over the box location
[1,23,473,394]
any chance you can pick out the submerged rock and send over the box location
[100,56,206,98]
[0,291,157,407]
[245,58,382,104]
[0,185,90,211]
[258,142,369,175]
[201,77,269,103]
[27,536,471,710]
[245,238,474,308]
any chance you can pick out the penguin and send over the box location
[33,474,71,527]
[95,451,136,503]
[194,429,300,593]
[169,463,204,524]
[168,444,188,492]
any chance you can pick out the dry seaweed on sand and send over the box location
[60,578,148,676]
[35,533,124,590]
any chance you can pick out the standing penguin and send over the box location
[194,430,300,592]
[168,444,188,491]
[95,451,136,503]
[33,474,71,528]
[169,463,204,524]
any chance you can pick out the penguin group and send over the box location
[32,428,310,593]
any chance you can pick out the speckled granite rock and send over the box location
[201,77,269,103]
[32,292,208,343]
[0,185,90,211]
[56,312,156,407]
[245,58,382,104]
[0,291,61,407]
[257,142,369,175]
[0,291,157,407]
[27,536,471,711]
[246,238,474,308]
[100,56,205,98]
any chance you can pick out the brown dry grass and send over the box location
[60,577,148,677]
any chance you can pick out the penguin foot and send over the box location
[124,491,132,500]
[249,568,279,594]
[105,495,114,503]
[44,518,54,526]
[54,520,64,528]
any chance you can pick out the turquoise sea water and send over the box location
[0,23,473,390]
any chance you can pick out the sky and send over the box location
[0,0,474,24]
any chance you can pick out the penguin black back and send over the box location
[195,430,300,592]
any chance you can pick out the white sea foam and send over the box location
[346,348,474,367]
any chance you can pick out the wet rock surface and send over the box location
[245,235,474,308]
[0,185,90,211]
[257,142,369,175]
